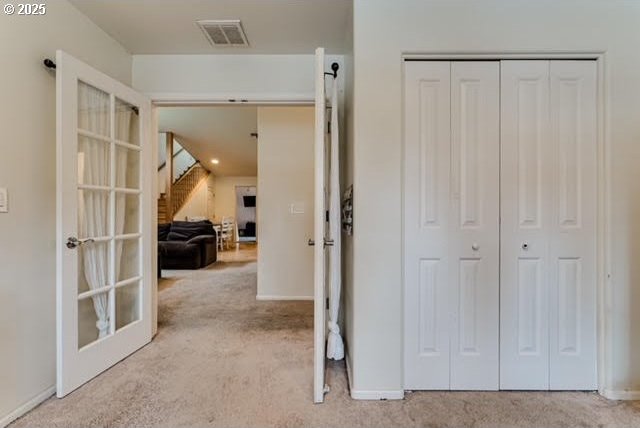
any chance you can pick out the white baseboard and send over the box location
[602,389,640,400]
[345,352,404,400]
[350,388,405,400]
[255,295,313,301]
[0,386,55,428]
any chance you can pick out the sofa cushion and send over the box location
[167,220,214,241]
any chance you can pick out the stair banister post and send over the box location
[165,131,174,221]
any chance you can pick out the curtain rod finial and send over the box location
[44,58,56,70]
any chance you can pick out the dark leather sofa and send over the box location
[158,221,217,270]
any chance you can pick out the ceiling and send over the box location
[69,0,352,54]
[158,106,258,177]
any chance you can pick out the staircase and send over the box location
[158,163,209,223]
[157,194,169,224]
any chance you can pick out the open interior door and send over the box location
[56,51,154,397]
[313,47,328,403]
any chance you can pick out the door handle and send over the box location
[66,237,95,249]
[522,242,529,251]
[308,238,335,247]
[471,243,480,251]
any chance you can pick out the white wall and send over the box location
[132,54,345,102]
[214,176,258,222]
[257,107,315,299]
[0,1,132,424]
[350,0,640,397]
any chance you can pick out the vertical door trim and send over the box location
[313,47,327,403]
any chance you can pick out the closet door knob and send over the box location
[522,242,529,251]
[471,243,480,251]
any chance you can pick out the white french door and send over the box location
[313,47,328,403]
[404,59,597,391]
[404,61,500,390]
[56,51,153,397]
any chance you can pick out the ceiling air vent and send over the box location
[197,20,249,47]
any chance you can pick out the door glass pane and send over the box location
[78,136,110,186]
[116,238,140,282]
[115,146,140,189]
[116,281,140,330]
[78,291,111,349]
[115,192,140,235]
[78,81,110,137]
[78,189,110,239]
[115,98,139,146]
[77,241,110,294]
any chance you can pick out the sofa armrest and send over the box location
[186,234,218,267]
[186,234,216,245]
[158,241,202,270]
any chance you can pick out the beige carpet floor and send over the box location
[11,256,640,428]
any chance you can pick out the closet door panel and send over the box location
[500,60,552,390]
[449,61,500,390]
[404,61,451,389]
[549,60,597,390]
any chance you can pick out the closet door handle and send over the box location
[471,243,480,251]
[522,242,529,251]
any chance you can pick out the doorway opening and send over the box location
[236,186,257,243]
[55,49,342,403]
[156,105,259,271]
[153,103,320,392]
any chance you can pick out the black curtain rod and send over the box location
[324,62,339,78]
[46,57,339,80]
[44,58,138,115]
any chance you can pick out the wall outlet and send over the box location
[0,187,7,213]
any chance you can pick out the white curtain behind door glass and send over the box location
[114,105,132,283]
[78,83,110,338]
[78,86,133,339]
[327,77,344,360]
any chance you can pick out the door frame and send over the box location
[400,51,611,397]
[149,95,315,335]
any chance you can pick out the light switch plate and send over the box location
[290,202,305,214]
[0,187,7,213]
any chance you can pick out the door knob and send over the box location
[308,239,315,247]
[522,242,529,251]
[471,243,480,251]
[66,237,95,249]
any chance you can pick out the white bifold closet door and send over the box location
[500,60,597,390]
[404,61,500,390]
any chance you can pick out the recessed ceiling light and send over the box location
[211,159,219,165]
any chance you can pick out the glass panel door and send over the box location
[75,83,144,349]
[57,50,151,397]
